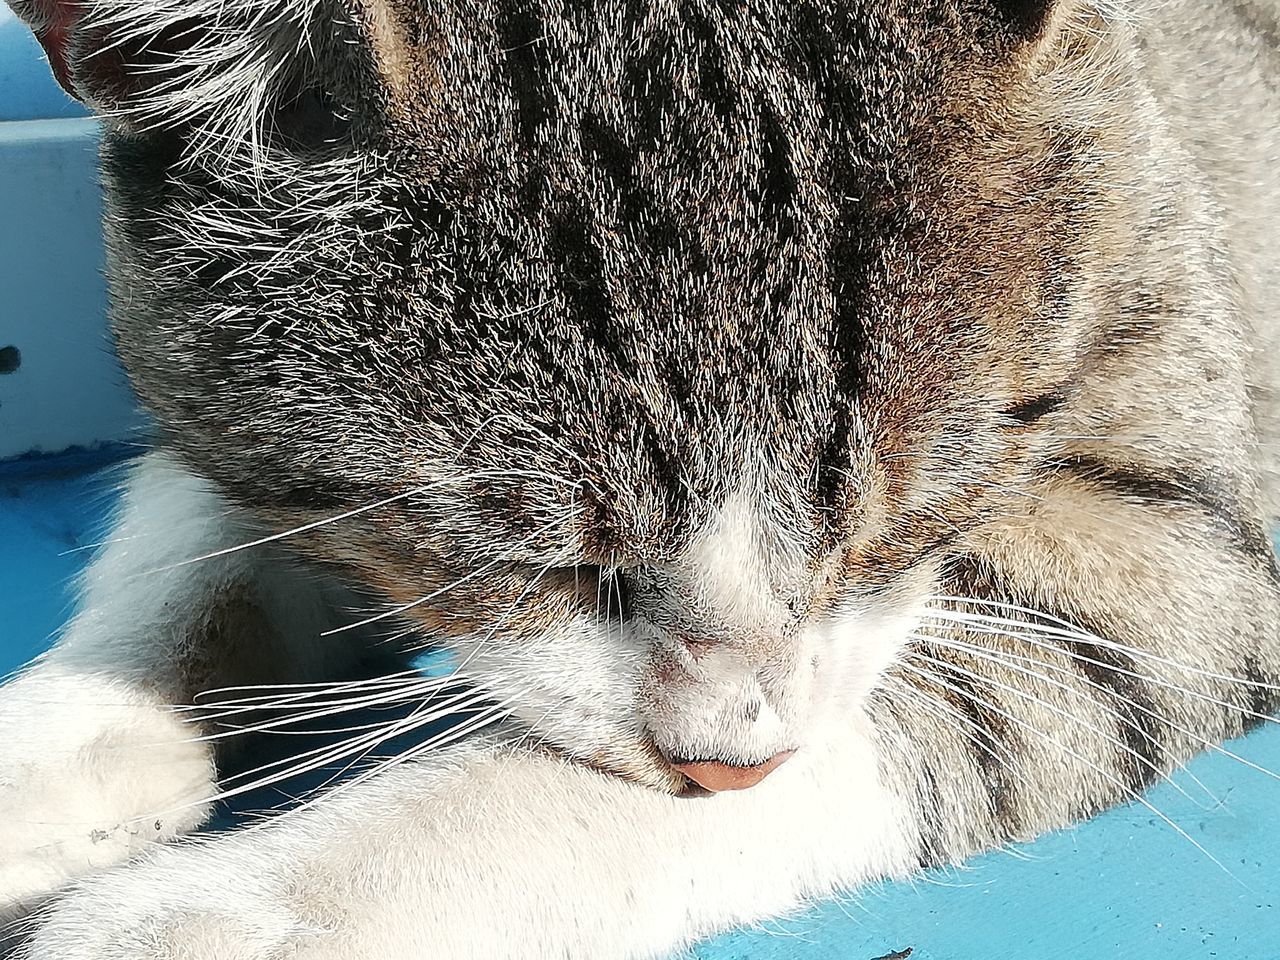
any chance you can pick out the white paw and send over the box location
[0,671,214,918]
[19,843,319,960]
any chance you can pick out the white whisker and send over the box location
[928,596,1280,692]
[896,655,1241,884]
[920,629,1280,790]
[909,632,1215,808]
[923,606,1280,727]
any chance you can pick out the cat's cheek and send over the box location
[806,595,932,717]
[449,615,652,751]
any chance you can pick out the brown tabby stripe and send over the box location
[1239,653,1280,732]
[1060,631,1166,791]
[1043,453,1280,582]
[944,554,1167,799]
[867,688,950,869]
[914,760,948,869]
[917,643,1018,829]
[1088,287,1170,357]
[1229,1,1280,53]
[497,4,553,150]
[1002,388,1070,425]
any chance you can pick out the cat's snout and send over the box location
[668,750,794,792]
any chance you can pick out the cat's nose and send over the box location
[670,750,794,792]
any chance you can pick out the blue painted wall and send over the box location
[0,5,146,460]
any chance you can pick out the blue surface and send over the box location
[3,454,1278,960]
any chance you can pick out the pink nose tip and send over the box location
[671,750,795,792]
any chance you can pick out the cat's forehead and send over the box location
[365,0,945,148]
[93,0,1047,551]
[340,1,947,443]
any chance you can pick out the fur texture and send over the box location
[1,0,1278,956]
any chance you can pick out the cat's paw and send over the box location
[0,671,214,919]
[19,845,319,960]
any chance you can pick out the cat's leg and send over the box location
[0,451,362,920]
[17,723,916,960]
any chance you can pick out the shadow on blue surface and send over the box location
[2,453,1278,960]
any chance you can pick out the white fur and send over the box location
[17,725,917,960]
[445,484,919,773]
[0,667,209,920]
[0,456,229,918]
[0,453,360,921]
[0,454,926,956]
[686,488,787,631]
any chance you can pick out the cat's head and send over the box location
[14,0,1108,792]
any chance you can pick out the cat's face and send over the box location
[16,0,1092,790]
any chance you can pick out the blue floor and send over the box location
[3,454,1278,960]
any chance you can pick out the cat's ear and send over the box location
[9,0,88,100]
[6,0,179,109]
[9,0,323,148]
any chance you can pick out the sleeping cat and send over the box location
[2,0,1279,956]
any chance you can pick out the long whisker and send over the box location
[276,689,526,818]
[181,676,452,742]
[139,685,502,822]
[879,672,1032,785]
[909,631,1215,807]
[927,596,1280,692]
[141,467,583,577]
[895,655,1240,883]
[327,506,579,640]
[139,484,434,576]
[923,608,1279,728]
[188,668,426,705]
[183,670,430,722]
[920,629,1280,790]
[907,639,1204,808]
[318,555,511,638]
[232,684,500,803]
[212,686,484,793]
[289,512,581,812]
[274,510,582,805]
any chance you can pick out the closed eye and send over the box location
[270,86,354,152]
[1001,388,1069,425]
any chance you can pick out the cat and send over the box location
[2,0,1279,956]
